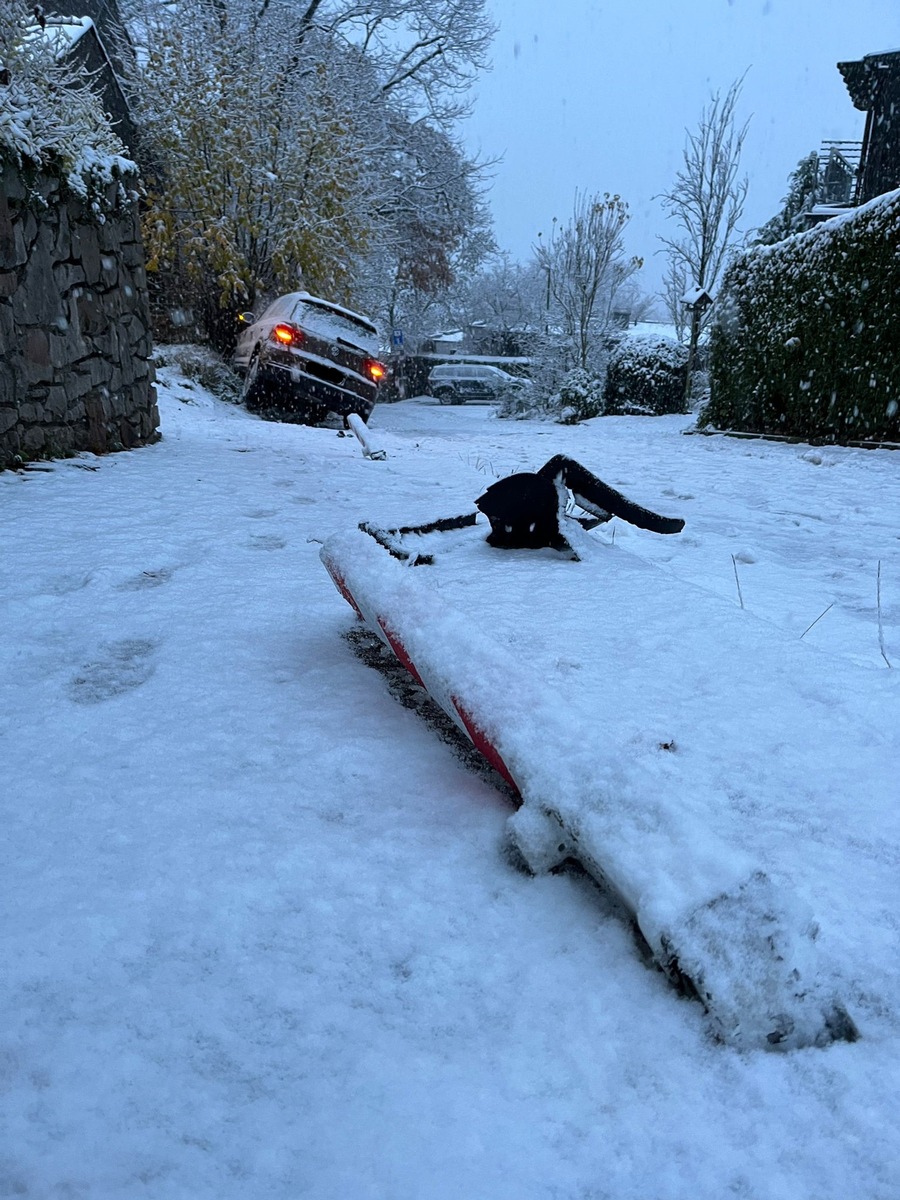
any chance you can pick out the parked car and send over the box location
[427,363,533,405]
[233,292,386,424]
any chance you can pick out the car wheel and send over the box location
[241,351,265,410]
[268,403,326,426]
[436,389,454,405]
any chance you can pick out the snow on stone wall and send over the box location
[0,162,158,468]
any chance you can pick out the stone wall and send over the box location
[0,162,159,469]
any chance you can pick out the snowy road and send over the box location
[2,376,899,1198]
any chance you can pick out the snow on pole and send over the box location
[346,412,386,460]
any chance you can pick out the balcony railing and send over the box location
[818,140,864,206]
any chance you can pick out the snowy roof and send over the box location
[808,203,853,218]
[429,330,465,343]
[837,49,900,111]
[31,16,95,59]
[681,285,713,309]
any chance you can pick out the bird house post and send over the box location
[682,285,714,408]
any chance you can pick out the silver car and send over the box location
[233,292,386,424]
[427,363,533,405]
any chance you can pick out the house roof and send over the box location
[38,15,96,57]
[682,285,713,309]
[837,49,900,111]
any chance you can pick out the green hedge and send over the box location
[705,189,900,442]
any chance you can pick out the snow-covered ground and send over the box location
[3,371,899,1198]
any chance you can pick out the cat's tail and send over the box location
[538,454,685,535]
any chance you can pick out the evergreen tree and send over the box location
[755,152,821,245]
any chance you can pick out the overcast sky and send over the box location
[462,0,900,297]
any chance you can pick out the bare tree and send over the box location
[361,117,494,335]
[256,0,496,130]
[658,78,749,395]
[451,254,543,342]
[534,192,641,371]
[661,258,690,342]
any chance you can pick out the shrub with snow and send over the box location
[706,189,900,442]
[603,334,689,416]
[153,344,243,403]
[551,368,607,424]
[495,383,553,421]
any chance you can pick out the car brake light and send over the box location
[272,323,303,346]
[366,359,386,382]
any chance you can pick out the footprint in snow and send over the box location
[68,639,158,705]
[248,534,286,550]
[118,566,175,591]
[245,508,279,519]
[44,571,93,596]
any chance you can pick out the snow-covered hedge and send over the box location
[705,190,900,442]
[603,334,689,416]
[0,7,134,207]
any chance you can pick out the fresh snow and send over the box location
[321,516,883,1050]
[2,373,900,1197]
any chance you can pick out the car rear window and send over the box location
[291,300,379,353]
[261,296,296,321]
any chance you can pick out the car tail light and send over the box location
[365,358,386,383]
[271,323,304,347]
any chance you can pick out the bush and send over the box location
[153,344,243,403]
[705,189,900,442]
[495,385,554,421]
[552,369,607,424]
[603,334,689,415]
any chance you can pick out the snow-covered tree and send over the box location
[613,277,659,326]
[366,117,494,336]
[439,253,543,353]
[658,78,749,395]
[533,192,641,370]
[259,0,496,130]
[122,0,494,348]
[659,80,749,315]
[124,4,382,346]
[0,1,131,199]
